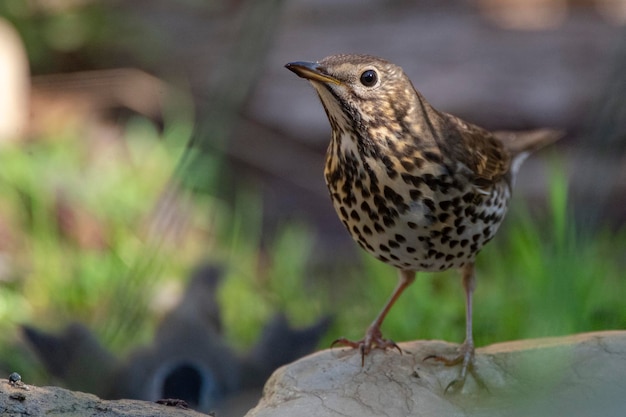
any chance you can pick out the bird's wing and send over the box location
[444,114,511,188]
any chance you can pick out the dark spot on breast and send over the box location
[408,221,418,229]
[456,225,466,235]
[388,240,400,249]
[410,189,422,200]
[402,173,423,187]
[400,159,415,171]
[341,192,356,207]
[407,247,416,253]
[423,174,438,191]
[445,254,455,262]
[462,192,475,203]
[439,201,451,211]
[395,234,406,243]
[350,210,361,221]
[339,206,348,219]
[423,151,442,164]
[424,198,436,212]
[382,216,395,227]
[384,186,405,208]
[398,203,410,214]
[374,194,386,209]
[379,244,390,252]
[438,213,450,223]
[381,155,398,179]
[363,225,373,235]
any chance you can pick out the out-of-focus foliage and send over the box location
[0,0,158,73]
[0,113,326,380]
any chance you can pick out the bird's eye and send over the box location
[359,69,378,87]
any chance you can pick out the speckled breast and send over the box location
[324,141,511,272]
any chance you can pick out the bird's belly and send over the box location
[329,181,510,272]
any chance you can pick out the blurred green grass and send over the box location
[0,110,329,379]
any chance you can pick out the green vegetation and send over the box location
[0,111,329,379]
[0,0,159,73]
[0,117,190,351]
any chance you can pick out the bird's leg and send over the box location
[333,270,415,365]
[425,262,477,392]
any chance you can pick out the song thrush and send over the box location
[285,54,562,389]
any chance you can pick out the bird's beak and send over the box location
[285,61,341,85]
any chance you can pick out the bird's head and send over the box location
[286,54,418,136]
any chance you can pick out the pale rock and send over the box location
[246,331,626,417]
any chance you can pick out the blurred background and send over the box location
[0,0,625,415]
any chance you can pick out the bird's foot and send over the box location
[424,340,482,393]
[331,325,401,366]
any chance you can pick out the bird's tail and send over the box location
[496,128,564,156]
[496,129,565,177]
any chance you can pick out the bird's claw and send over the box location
[424,341,481,393]
[331,331,402,366]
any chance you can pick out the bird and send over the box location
[285,54,562,390]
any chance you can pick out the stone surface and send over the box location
[0,380,210,417]
[246,331,626,417]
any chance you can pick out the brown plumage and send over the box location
[286,54,562,390]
